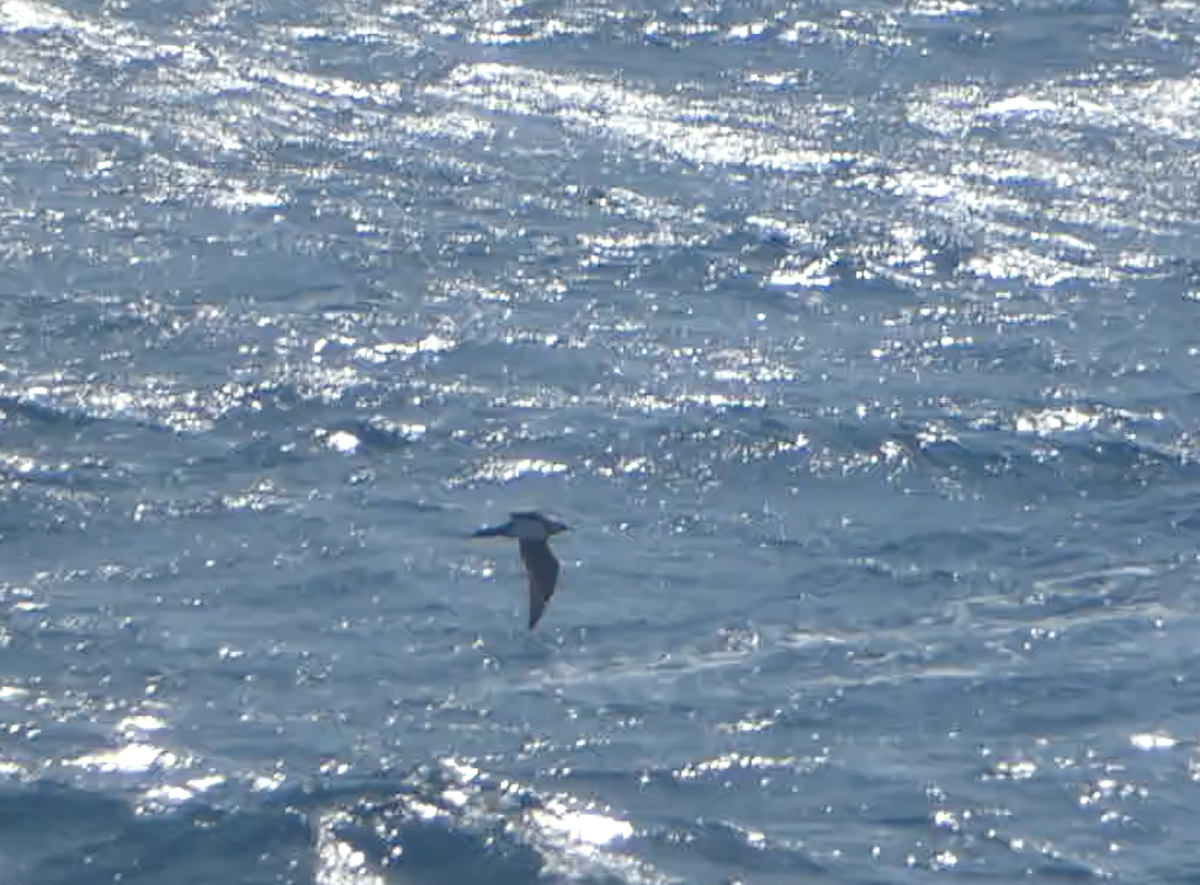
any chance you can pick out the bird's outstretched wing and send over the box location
[519,539,560,629]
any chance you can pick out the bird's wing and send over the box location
[519,539,560,629]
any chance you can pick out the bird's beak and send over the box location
[472,525,505,538]
[552,521,570,534]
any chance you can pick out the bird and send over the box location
[471,511,570,629]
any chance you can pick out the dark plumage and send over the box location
[471,512,570,628]
[519,538,560,629]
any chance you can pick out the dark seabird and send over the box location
[472,511,570,628]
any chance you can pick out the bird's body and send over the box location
[472,512,569,628]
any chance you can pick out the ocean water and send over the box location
[2,0,1200,881]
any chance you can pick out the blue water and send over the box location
[2,0,1200,881]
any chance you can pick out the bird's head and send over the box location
[520,511,569,536]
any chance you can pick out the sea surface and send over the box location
[1,0,1200,881]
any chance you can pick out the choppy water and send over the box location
[2,0,1200,881]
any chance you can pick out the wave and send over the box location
[0,757,684,885]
